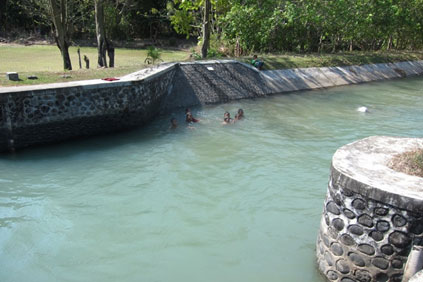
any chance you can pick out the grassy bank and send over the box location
[1,44,422,87]
[0,45,189,86]
[252,51,423,70]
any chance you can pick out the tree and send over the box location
[95,0,107,67]
[201,0,211,58]
[49,0,72,70]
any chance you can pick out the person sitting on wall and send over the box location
[170,117,178,129]
[234,108,244,121]
[185,110,199,123]
[222,112,233,125]
[251,55,264,70]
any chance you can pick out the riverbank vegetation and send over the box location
[0,44,189,86]
[2,1,423,57]
[1,44,422,87]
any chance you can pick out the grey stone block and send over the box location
[389,231,411,248]
[358,214,374,227]
[331,242,344,256]
[376,220,390,232]
[6,72,19,81]
[372,257,389,270]
[392,214,407,227]
[333,218,345,231]
[374,207,389,216]
[380,244,394,255]
[348,252,366,267]
[336,259,351,274]
[358,243,375,256]
[349,224,364,236]
[343,208,356,219]
[327,201,341,215]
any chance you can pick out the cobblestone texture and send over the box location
[316,137,423,282]
[0,68,176,151]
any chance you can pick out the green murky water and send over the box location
[1,77,422,282]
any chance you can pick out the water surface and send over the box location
[1,77,422,282]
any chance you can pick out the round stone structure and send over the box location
[316,136,423,282]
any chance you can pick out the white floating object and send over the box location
[207,67,214,71]
[357,106,368,113]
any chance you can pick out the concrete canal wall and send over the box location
[1,60,423,151]
[316,136,423,282]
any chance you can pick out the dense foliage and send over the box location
[0,0,173,40]
[1,0,423,53]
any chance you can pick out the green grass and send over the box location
[243,51,423,70]
[0,45,190,86]
[1,44,422,87]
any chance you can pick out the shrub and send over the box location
[144,46,163,64]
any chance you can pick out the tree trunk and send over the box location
[201,0,211,59]
[49,0,72,70]
[1,0,8,33]
[106,39,115,68]
[318,34,323,53]
[331,36,336,53]
[386,34,392,50]
[95,0,107,68]
[77,47,82,69]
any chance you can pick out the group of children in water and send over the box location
[170,108,244,129]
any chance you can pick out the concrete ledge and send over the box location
[332,136,423,213]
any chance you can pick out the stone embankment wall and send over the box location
[0,66,176,151]
[316,136,423,282]
[1,60,423,151]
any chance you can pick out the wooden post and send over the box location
[106,39,115,68]
[77,47,82,69]
[83,55,90,69]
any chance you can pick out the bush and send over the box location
[144,46,163,64]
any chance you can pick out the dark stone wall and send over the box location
[160,62,273,111]
[0,61,272,152]
[0,68,176,152]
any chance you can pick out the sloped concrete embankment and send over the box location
[1,60,423,152]
[261,60,423,92]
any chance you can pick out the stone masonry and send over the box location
[0,66,176,151]
[316,136,423,282]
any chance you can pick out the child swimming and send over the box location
[222,112,233,125]
[185,110,200,123]
[234,108,244,121]
[169,117,178,129]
